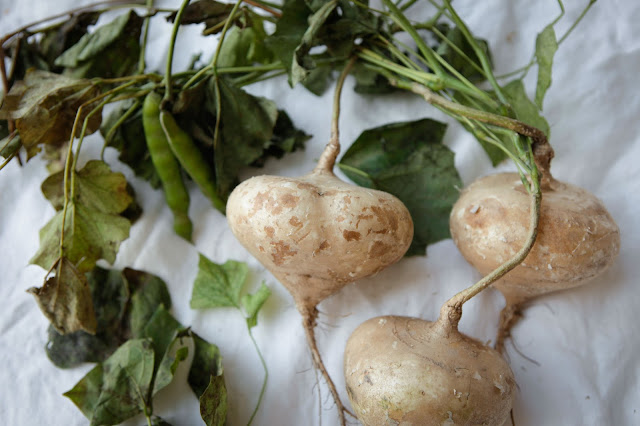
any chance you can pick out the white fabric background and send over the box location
[1,1,638,425]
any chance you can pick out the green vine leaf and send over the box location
[55,10,143,79]
[190,256,248,309]
[241,282,271,329]
[188,333,227,425]
[27,257,97,334]
[339,118,462,256]
[65,338,155,425]
[31,160,133,273]
[503,79,551,137]
[534,25,558,110]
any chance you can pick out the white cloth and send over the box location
[1,1,638,425]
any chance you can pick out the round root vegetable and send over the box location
[226,61,414,425]
[344,315,516,426]
[450,172,620,352]
[342,97,552,426]
[343,178,540,426]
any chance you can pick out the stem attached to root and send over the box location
[438,190,541,332]
[314,57,357,173]
[389,82,549,332]
[300,307,351,426]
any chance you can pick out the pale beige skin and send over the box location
[344,315,516,426]
[226,169,414,312]
[449,173,620,304]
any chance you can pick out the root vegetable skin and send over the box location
[226,169,414,311]
[344,315,516,426]
[450,172,620,304]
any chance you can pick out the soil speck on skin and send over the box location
[318,240,330,251]
[270,241,297,265]
[264,226,275,237]
[369,241,389,258]
[280,193,299,208]
[343,230,361,241]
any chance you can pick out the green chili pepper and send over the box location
[142,91,193,240]
[160,110,226,214]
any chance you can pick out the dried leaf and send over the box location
[27,257,97,334]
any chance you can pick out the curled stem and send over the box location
[438,189,541,330]
[314,57,357,173]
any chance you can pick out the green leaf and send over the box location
[436,24,492,82]
[125,268,173,338]
[503,79,550,137]
[55,11,143,79]
[31,160,132,272]
[265,0,313,87]
[199,375,228,426]
[45,266,130,368]
[0,70,101,158]
[64,363,104,419]
[251,109,310,167]
[64,339,155,424]
[140,305,190,395]
[241,282,271,329]
[217,13,274,68]
[188,333,224,399]
[190,255,248,309]
[27,257,97,334]
[41,160,133,212]
[206,77,278,197]
[534,25,558,109]
[339,119,462,255]
[101,100,162,189]
[92,338,154,425]
[289,0,339,87]
[39,12,100,67]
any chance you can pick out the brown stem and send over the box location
[244,0,281,17]
[300,306,350,426]
[394,80,555,187]
[314,57,357,173]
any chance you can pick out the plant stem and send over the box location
[315,57,357,173]
[138,0,154,74]
[392,80,554,182]
[438,187,541,330]
[246,326,268,426]
[381,0,445,77]
[441,0,508,105]
[164,0,191,103]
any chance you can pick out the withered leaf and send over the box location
[28,257,97,335]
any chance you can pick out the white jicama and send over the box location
[225,60,414,425]
[344,91,552,426]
